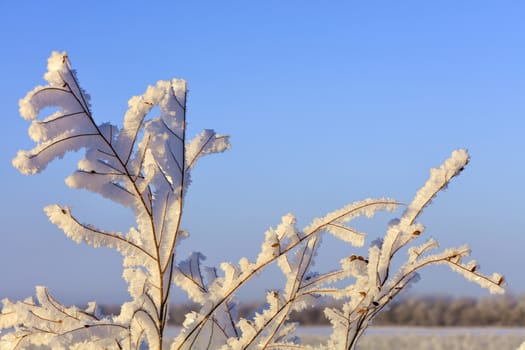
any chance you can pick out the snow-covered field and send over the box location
[165,326,525,349]
[297,326,525,349]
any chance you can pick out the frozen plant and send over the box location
[0,52,505,350]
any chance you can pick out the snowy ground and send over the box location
[298,326,525,349]
[164,326,525,349]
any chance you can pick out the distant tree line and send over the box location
[100,294,525,327]
[371,294,525,327]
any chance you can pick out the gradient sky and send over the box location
[1,1,524,305]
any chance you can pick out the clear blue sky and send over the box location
[1,1,524,305]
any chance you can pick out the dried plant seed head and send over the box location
[349,255,357,261]
[359,292,367,297]
[412,230,421,236]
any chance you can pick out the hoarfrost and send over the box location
[2,52,504,350]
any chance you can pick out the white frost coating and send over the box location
[18,52,90,121]
[257,228,280,265]
[0,287,125,349]
[28,110,95,143]
[13,129,101,175]
[403,149,469,226]
[173,252,208,304]
[13,53,101,175]
[44,205,154,259]
[407,238,439,264]
[298,149,502,349]
[227,290,300,350]
[5,52,505,350]
[130,310,160,350]
[325,224,366,246]
[304,198,399,247]
[256,214,300,266]
[115,79,189,164]
[185,129,231,170]
[376,150,469,293]
[6,52,237,349]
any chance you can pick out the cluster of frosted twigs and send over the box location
[0,52,504,350]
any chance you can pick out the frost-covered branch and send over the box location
[171,200,399,349]
[315,150,504,350]
[4,51,231,350]
[0,287,127,350]
[3,52,504,350]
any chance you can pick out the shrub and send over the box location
[0,52,504,350]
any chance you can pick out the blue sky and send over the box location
[1,1,524,305]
